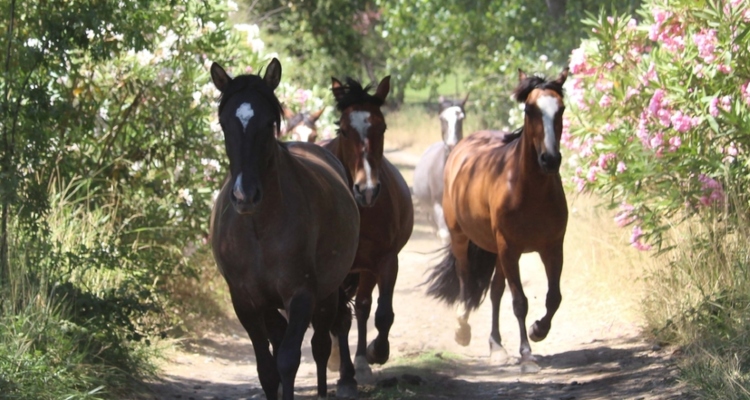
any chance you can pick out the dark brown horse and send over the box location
[320,76,414,380]
[280,105,325,142]
[209,58,361,399]
[426,68,569,372]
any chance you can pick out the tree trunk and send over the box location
[545,0,567,16]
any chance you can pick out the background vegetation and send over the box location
[1,0,748,397]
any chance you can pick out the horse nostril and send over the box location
[353,184,361,194]
[251,188,262,205]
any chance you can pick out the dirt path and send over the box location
[141,150,691,400]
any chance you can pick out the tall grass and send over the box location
[0,177,158,399]
[643,191,750,398]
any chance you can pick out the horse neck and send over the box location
[328,136,354,185]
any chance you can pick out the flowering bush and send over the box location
[565,0,750,249]
[276,83,339,141]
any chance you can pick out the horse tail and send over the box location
[424,241,496,311]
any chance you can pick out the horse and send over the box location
[425,68,569,373]
[280,106,325,142]
[412,94,469,244]
[208,58,361,399]
[319,76,414,380]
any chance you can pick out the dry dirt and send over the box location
[138,149,692,400]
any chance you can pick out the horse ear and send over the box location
[211,62,231,92]
[517,68,527,82]
[281,104,295,119]
[556,67,570,86]
[309,107,325,121]
[263,58,282,90]
[331,77,346,101]
[374,75,390,102]
[461,93,470,107]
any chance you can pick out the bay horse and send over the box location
[320,76,414,380]
[413,95,469,244]
[425,68,569,372]
[280,106,325,142]
[209,58,361,399]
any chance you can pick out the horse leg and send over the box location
[498,246,540,372]
[311,293,337,399]
[529,243,564,342]
[433,202,450,244]
[353,272,377,381]
[266,310,289,359]
[452,233,472,346]
[332,288,358,399]
[278,290,314,400]
[367,254,398,365]
[489,264,509,364]
[231,298,280,399]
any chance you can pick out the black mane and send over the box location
[501,126,524,144]
[512,75,565,103]
[333,77,384,111]
[218,74,284,129]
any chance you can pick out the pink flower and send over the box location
[637,111,650,146]
[670,111,696,133]
[586,166,599,182]
[627,18,638,30]
[642,63,659,84]
[718,64,733,74]
[648,89,667,115]
[709,97,720,117]
[649,131,664,149]
[570,47,595,76]
[561,117,573,149]
[596,152,616,169]
[698,174,725,206]
[630,225,652,251]
[603,123,616,132]
[599,94,613,108]
[721,95,732,112]
[571,176,586,192]
[596,78,614,91]
[615,202,636,227]
[625,86,641,100]
[656,109,672,127]
[668,136,682,151]
[693,28,718,64]
[616,161,627,173]
[741,81,750,106]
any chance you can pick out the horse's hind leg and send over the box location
[332,287,358,398]
[232,298,280,399]
[278,290,314,400]
[529,243,563,342]
[450,233,473,346]
[432,202,450,244]
[311,293,337,399]
[353,272,377,381]
[367,253,398,365]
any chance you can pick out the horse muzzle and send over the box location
[353,183,381,207]
[538,152,562,174]
[232,173,263,214]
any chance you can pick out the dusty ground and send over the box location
[139,149,692,400]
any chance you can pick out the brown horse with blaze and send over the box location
[426,68,569,373]
[320,76,414,381]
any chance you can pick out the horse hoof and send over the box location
[336,379,358,399]
[354,355,374,384]
[529,321,549,342]
[366,340,389,365]
[520,359,541,374]
[489,339,509,365]
[454,324,471,346]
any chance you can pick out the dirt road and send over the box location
[143,150,690,400]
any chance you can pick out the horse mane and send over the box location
[218,74,283,130]
[334,77,385,111]
[501,127,524,144]
[511,74,564,103]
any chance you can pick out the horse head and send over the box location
[438,94,468,149]
[331,75,390,207]
[281,105,324,143]
[512,68,568,174]
[211,58,283,214]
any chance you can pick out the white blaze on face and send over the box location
[536,95,560,153]
[292,124,313,142]
[362,157,374,188]
[233,172,245,201]
[440,106,464,146]
[349,111,371,140]
[235,102,254,129]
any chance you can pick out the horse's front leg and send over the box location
[367,253,398,365]
[529,243,563,342]
[353,272,377,382]
[488,263,509,364]
[231,296,280,399]
[278,290,314,400]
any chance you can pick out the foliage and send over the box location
[565,0,750,249]
[0,0,269,394]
